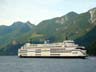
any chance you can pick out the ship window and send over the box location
[20,50,27,53]
[35,49,41,53]
[50,49,65,53]
[35,54,41,56]
[28,51,35,52]
[50,54,60,56]
[64,50,71,53]
[72,52,77,54]
[42,50,50,52]
[76,48,85,50]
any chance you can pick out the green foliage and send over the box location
[0,8,96,55]
[87,41,96,55]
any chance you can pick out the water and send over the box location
[0,56,96,72]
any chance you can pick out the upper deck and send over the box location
[20,40,83,50]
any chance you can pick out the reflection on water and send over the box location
[0,56,96,72]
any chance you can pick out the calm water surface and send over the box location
[0,56,96,72]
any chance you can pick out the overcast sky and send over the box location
[0,0,96,25]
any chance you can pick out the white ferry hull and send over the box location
[19,55,86,59]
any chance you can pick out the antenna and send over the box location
[65,35,68,40]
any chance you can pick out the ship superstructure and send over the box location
[18,40,86,58]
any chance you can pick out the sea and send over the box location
[0,56,96,72]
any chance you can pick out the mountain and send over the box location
[0,7,96,55]
[0,21,35,55]
[0,21,35,44]
[75,26,96,55]
[36,11,94,42]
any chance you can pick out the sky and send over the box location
[0,0,96,25]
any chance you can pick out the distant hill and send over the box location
[0,7,96,55]
[0,21,35,55]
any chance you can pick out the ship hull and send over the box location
[19,56,86,59]
[18,40,87,59]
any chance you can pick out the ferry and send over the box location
[18,40,87,58]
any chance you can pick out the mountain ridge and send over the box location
[0,7,96,55]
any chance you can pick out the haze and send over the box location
[0,0,96,25]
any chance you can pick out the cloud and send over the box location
[0,18,12,26]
